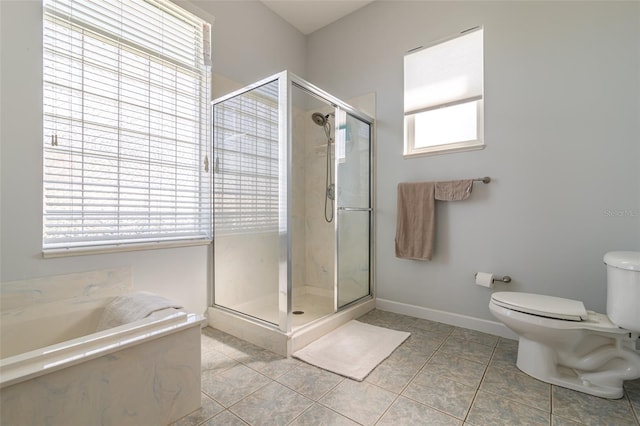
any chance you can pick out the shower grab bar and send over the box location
[338,207,373,212]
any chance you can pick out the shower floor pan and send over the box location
[229,286,334,329]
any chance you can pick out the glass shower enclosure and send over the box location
[210,71,374,346]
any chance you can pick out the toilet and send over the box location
[489,251,640,399]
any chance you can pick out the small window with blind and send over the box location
[404,27,484,157]
[42,0,212,254]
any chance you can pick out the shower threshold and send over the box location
[207,296,374,357]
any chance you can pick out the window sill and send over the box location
[404,141,485,158]
[42,238,213,259]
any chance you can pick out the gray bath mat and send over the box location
[292,320,410,381]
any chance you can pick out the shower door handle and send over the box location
[337,207,373,212]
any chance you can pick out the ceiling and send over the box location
[261,0,375,35]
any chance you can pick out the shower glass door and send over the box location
[212,78,284,326]
[336,110,372,308]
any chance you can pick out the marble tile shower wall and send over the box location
[291,107,307,289]
[303,112,335,291]
[173,310,640,426]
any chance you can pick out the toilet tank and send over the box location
[605,251,640,332]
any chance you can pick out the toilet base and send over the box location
[516,337,633,399]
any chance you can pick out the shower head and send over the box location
[311,112,328,126]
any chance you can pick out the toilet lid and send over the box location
[491,292,588,321]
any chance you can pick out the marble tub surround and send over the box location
[1,307,205,425]
[0,267,132,312]
[177,310,640,426]
[0,308,202,388]
[1,268,206,425]
[2,324,203,426]
[1,267,132,357]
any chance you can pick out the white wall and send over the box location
[0,0,306,314]
[3,0,638,329]
[180,0,307,89]
[307,1,640,322]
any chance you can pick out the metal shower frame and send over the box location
[210,70,376,334]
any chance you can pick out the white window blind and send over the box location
[43,0,212,251]
[213,81,280,235]
[404,27,484,156]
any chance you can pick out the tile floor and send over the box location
[172,309,640,426]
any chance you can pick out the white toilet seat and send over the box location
[491,292,588,321]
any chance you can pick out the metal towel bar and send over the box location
[473,177,491,184]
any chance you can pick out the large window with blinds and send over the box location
[404,27,484,157]
[212,81,280,235]
[42,0,212,253]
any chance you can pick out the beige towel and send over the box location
[395,182,435,261]
[96,292,182,331]
[435,179,473,201]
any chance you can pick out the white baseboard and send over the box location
[375,298,518,340]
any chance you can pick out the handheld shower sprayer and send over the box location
[311,111,335,222]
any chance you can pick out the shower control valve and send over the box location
[327,184,335,201]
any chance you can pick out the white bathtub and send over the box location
[0,269,205,425]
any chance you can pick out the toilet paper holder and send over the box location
[475,273,512,283]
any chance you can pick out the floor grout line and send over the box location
[191,310,640,426]
[374,326,474,424]
[461,342,498,425]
